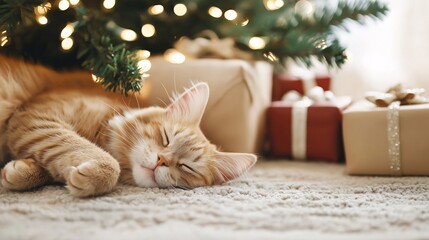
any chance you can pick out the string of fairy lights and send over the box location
[1,0,315,75]
[0,30,7,47]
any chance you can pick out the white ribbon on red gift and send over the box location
[291,97,312,160]
[282,87,335,160]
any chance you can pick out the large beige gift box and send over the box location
[140,56,273,153]
[343,100,429,175]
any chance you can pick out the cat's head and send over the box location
[109,82,257,189]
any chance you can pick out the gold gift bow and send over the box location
[173,30,253,61]
[365,84,429,107]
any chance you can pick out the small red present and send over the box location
[272,74,331,101]
[267,96,352,162]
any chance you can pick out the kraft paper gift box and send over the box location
[139,56,273,153]
[267,96,352,162]
[343,101,429,175]
[272,74,331,101]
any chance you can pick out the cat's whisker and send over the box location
[114,95,134,113]
[132,92,141,109]
[99,116,141,147]
[98,130,134,148]
[173,72,178,98]
[102,102,124,116]
[160,82,172,104]
[104,103,134,132]
[156,97,168,108]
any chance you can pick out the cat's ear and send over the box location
[212,152,257,184]
[166,82,209,125]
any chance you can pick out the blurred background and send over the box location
[332,0,429,99]
[1,0,390,95]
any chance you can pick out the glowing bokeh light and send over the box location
[120,29,138,41]
[148,5,164,15]
[264,0,285,11]
[208,7,222,18]
[138,59,152,72]
[136,50,151,59]
[37,16,48,25]
[224,10,238,21]
[103,0,116,10]
[58,0,70,11]
[248,37,266,50]
[164,49,186,64]
[174,4,187,16]
[60,24,74,39]
[69,0,80,5]
[61,37,74,50]
[141,24,156,38]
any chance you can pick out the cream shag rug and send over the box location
[1,160,428,240]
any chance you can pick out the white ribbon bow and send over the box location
[282,86,335,104]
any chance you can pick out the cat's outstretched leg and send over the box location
[39,138,121,198]
[1,159,51,190]
[7,117,121,198]
[64,156,120,197]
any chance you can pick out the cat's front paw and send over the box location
[66,159,120,197]
[1,159,50,190]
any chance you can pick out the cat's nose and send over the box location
[156,154,169,167]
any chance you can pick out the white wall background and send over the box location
[330,0,429,99]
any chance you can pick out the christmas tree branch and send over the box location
[73,7,142,95]
[0,0,45,38]
[308,0,389,31]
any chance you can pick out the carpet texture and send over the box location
[1,160,428,240]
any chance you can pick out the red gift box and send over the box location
[267,97,352,162]
[272,74,331,101]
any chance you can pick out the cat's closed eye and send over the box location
[161,128,170,147]
[179,163,199,176]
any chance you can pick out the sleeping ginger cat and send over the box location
[0,56,256,197]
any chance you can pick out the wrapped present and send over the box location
[343,85,429,175]
[143,56,273,153]
[267,88,352,162]
[272,74,331,101]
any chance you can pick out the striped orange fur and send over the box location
[0,56,256,197]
